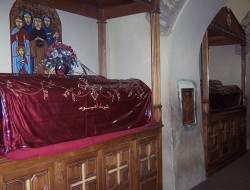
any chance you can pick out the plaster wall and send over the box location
[107,14,151,86]
[162,0,227,189]
[209,45,241,87]
[0,0,98,74]
[227,0,250,21]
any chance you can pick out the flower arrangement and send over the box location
[41,42,91,75]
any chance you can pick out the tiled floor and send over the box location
[191,150,250,190]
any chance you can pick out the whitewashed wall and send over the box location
[0,0,98,74]
[107,14,151,86]
[209,45,241,86]
[0,0,14,73]
[57,11,98,74]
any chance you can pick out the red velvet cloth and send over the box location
[200,80,243,111]
[5,124,149,160]
[0,74,152,154]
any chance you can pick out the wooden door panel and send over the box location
[30,171,49,190]
[207,120,220,166]
[207,121,220,151]
[137,135,159,190]
[3,170,49,190]
[140,176,157,190]
[205,110,247,175]
[66,154,98,190]
[103,143,131,190]
[3,179,26,190]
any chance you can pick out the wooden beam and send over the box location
[151,12,161,123]
[103,3,152,20]
[208,36,242,46]
[26,0,158,20]
[26,0,99,19]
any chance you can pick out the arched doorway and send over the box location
[160,0,228,189]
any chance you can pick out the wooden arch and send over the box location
[10,0,62,74]
[201,7,247,175]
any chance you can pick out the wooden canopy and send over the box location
[26,0,161,122]
[26,0,159,20]
[208,7,246,46]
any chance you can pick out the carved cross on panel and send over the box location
[208,124,219,150]
[107,152,129,185]
[70,163,97,190]
[140,144,157,173]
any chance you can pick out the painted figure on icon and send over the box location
[22,11,33,35]
[16,46,29,74]
[11,16,31,73]
[43,15,54,46]
[30,16,48,74]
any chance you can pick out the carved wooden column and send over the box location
[201,31,210,114]
[151,12,161,123]
[98,20,107,77]
[201,31,210,169]
[241,44,247,107]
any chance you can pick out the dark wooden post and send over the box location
[241,44,247,107]
[201,31,210,114]
[151,11,161,123]
[97,20,107,77]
